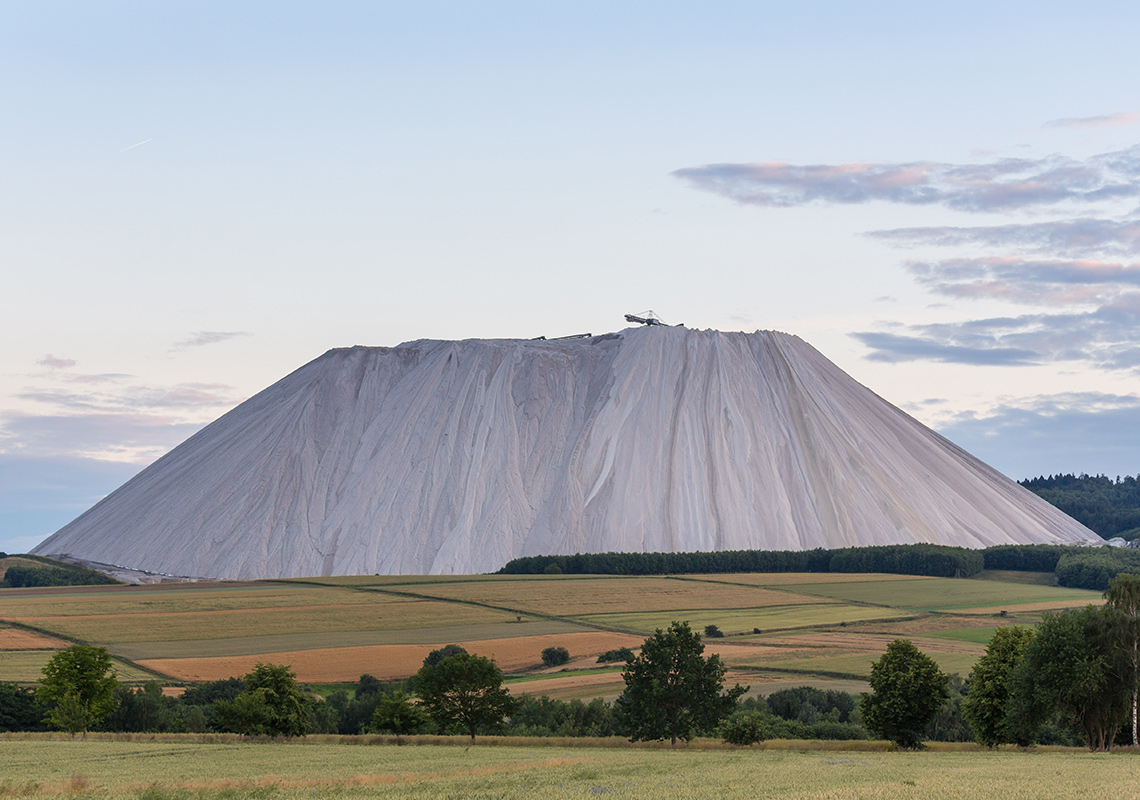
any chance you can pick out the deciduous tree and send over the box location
[962,626,1034,747]
[1105,573,1140,745]
[413,652,515,741]
[37,645,119,737]
[214,662,310,736]
[371,689,429,736]
[616,620,746,746]
[1008,606,1131,751]
[860,639,948,749]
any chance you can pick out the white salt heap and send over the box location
[34,326,1099,578]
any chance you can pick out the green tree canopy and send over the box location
[962,626,1034,747]
[213,662,310,736]
[37,645,119,737]
[616,620,747,746]
[413,652,516,741]
[1009,605,1132,750]
[860,638,949,749]
[1105,572,1140,746]
[371,689,430,736]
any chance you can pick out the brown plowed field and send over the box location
[136,631,644,683]
[0,628,68,650]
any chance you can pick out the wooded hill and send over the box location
[1019,474,1140,540]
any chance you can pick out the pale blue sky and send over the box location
[4,2,1140,553]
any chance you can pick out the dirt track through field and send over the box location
[137,631,645,682]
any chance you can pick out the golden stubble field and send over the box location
[0,570,1105,695]
[1,738,1135,800]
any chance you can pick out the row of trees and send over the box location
[500,543,984,579]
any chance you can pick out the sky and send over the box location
[3,1,1140,554]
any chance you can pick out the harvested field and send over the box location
[0,584,381,618]
[0,650,156,683]
[579,603,907,634]
[508,670,629,701]
[110,620,590,661]
[136,631,646,682]
[400,577,825,616]
[789,577,1101,611]
[10,598,519,643]
[0,627,68,650]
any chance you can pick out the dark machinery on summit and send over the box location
[625,311,682,327]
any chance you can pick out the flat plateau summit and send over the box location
[35,326,1099,579]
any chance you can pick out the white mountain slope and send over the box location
[34,326,1099,578]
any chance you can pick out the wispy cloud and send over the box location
[117,138,153,152]
[869,218,1140,258]
[906,257,1140,306]
[171,331,251,351]
[672,146,1140,212]
[854,294,1140,370]
[37,354,76,370]
[935,392,1140,479]
[1043,113,1140,130]
[0,410,206,464]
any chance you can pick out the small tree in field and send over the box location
[541,646,570,667]
[413,653,516,742]
[37,645,119,737]
[617,621,746,746]
[860,639,949,749]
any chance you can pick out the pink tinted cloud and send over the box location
[37,355,76,370]
[1043,112,1140,129]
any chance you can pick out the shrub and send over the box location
[596,647,634,664]
[721,710,766,744]
[541,646,570,667]
[704,625,725,638]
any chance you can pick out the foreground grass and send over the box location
[0,738,1137,800]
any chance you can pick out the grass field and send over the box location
[400,577,829,616]
[579,603,909,634]
[788,576,1102,612]
[0,651,157,683]
[0,738,1135,800]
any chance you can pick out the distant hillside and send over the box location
[0,553,121,588]
[1020,474,1140,540]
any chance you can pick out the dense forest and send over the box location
[1020,474,1140,539]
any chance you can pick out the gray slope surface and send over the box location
[34,327,1099,578]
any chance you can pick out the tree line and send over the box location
[499,543,985,579]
